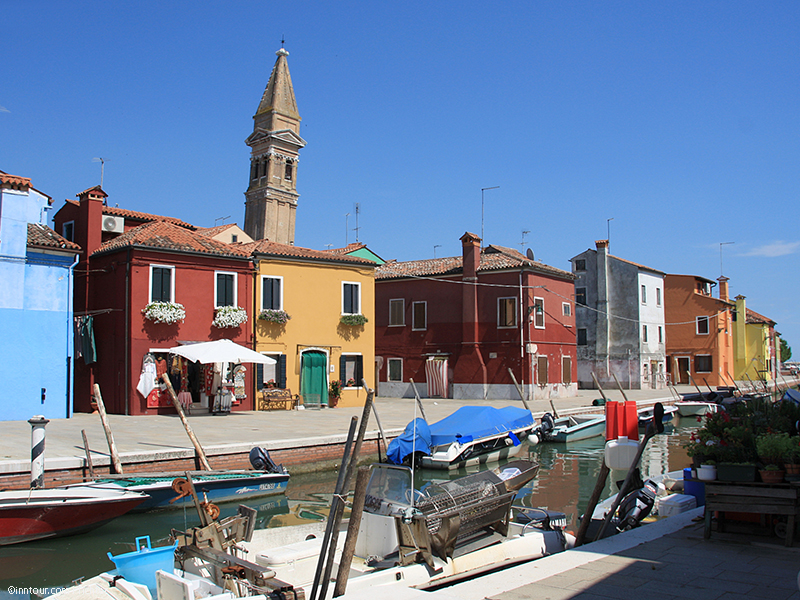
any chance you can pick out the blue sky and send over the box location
[3,2,799,351]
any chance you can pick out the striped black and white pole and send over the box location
[28,415,49,489]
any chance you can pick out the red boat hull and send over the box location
[0,492,146,545]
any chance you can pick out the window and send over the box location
[574,259,586,271]
[656,288,662,307]
[412,301,427,330]
[215,272,236,308]
[642,324,648,343]
[498,297,517,328]
[533,297,545,329]
[62,221,74,242]
[150,265,174,303]
[342,282,361,315]
[341,354,363,387]
[284,160,293,181]
[696,316,710,335]
[389,299,405,326]
[562,302,571,317]
[641,285,647,304]
[576,287,587,306]
[261,276,283,310]
[256,354,286,389]
[695,355,713,373]
[231,234,238,243]
[658,326,663,343]
[562,356,572,384]
[387,358,403,382]
[537,356,548,385]
[577,328,587,346]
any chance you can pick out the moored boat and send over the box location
[387,405,538,470]
[543,413,605,443]
[65,448,289,512]
[638,404,678,428]
[0,487,147,546]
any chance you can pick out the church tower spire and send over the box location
[244,47,306,243]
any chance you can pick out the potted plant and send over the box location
[212,306,248,329]
[340,314,368,326]
[259,309,291,324]
[328,379,342,408]
[756,432,789,483]
[697,460,717,481]
[142,301,186,324]
[785,437,800,477]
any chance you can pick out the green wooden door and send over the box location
[301,351,327,407]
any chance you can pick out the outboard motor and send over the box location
[531,413,556,443]
[614,478,658,532]
[249,447,285,474]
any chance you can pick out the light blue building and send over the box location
[0,172,80,420]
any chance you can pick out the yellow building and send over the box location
[732,294,778,385]
[243,240,377,408]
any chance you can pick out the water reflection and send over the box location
[0,418,702,591]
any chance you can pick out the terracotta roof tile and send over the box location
[240,239,377,266]
[195,224,238,237]
[92,221,248,259]
[0,172,32,190]
[61,199,195,229]
[324,243,366,255]
[746,308,776,326]
[27,223,81,252]
[376,245,574,280]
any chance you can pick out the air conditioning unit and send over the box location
[101,215,124,233]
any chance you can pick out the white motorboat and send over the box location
[48,460,574,600]
[543,413,606,443]
[676,401,719,417]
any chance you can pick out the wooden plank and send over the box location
[707,502,796,515]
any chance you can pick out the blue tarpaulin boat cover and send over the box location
[782,389,800,403]
[387,418,431,464]
[387,406,533,465]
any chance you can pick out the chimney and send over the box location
[77,185,108,257]
[717,276,729,303]
[595,239,609,252]
[460,232,481,345]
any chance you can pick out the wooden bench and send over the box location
[257,389,298,411]
[704,480,799,546]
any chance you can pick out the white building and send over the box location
[571,240,667,390]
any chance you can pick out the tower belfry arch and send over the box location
[244,47,307,244]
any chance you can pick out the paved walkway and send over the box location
[342,509,800,600]
[0,386,691,473]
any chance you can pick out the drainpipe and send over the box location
[124,248,131,415]
[519,268,526,399]
[66,253,78,418]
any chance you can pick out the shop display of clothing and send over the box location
[136,353,158,399]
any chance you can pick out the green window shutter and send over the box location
[256,363,263,390]
[278,355,287,389]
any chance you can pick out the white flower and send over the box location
[143,301,186,324]
[213,306,248,328]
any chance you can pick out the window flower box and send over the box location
[259,309,291,324]
[213,306,248,329]
[340,314,368,326]
[143,301,186,324]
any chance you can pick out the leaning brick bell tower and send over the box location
[244,47,306,244]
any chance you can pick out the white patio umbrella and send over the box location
[169,339,276,365]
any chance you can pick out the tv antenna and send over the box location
[433,244,442,258]
[345,213,350,245]
[214,215,231,226]
[325,243,333,250]
[92,157,106,188]
[520,230,530,253]
[720,241,735,277]
[353,203,361,243]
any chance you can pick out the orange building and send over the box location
[664,275,734,387]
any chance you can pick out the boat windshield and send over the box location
[364,464,414,515]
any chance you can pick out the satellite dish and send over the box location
[526,248,534,261]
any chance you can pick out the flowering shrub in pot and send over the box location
[143,301,186,324]
[340,314,368,326]
[212,306,248,329]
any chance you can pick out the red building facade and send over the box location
[54,187,254,415]
[375,233,577,401]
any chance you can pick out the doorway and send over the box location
[676,357,690,385]
[301,350,328,407]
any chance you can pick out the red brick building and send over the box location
[375,233,577,401]
[53,187,254,415]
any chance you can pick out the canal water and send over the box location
[0,417,700,595]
